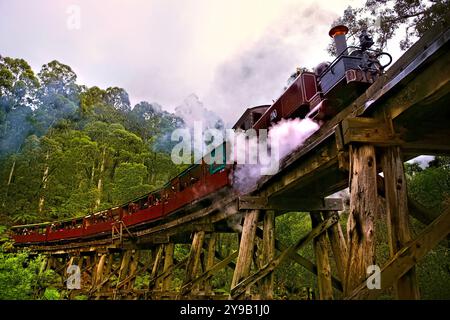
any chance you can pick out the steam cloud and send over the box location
[233,117,320,194]
[205,4,337,124]
[175,94,224,130]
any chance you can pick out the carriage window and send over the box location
[209,144,226,174]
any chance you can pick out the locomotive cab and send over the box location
[316,25,392,112]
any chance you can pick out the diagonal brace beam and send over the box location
[230,212,339,299]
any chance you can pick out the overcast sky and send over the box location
[1,0,400,125]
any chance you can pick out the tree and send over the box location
[0,251,56,300]
[0,56,39,155]
[407,156,450,213]
[37,60,79,99]
[112,163,151,204]
[105,87,131,113]
[329,0,450,54]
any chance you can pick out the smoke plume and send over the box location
[233,118,320,194]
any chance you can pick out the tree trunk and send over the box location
[38,151,50,215]
[90,162,95,186]
[96,147,106,208]
[2,158,16,207]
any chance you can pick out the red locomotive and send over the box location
[11,26,391,245]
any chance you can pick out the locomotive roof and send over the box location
[232,105,270,130]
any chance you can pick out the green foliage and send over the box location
[416,241,450,299]
[407,156,450,213]
[0,56,186,222]
[408,166,450,212]
[0,251,55,300]
[330,0,450,54]
[42,288,60,300]
[112,162,151,204]
[0,54,190,300]
[274,212,316,299]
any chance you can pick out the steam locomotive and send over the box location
[11,26,391,245]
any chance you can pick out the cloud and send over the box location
[407,155,435,169]
[204,3,339,125]
[174,94,223,130]
[1,0,356,124]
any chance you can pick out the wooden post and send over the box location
[204,234,217,295]
[261,210,275,299]
[127,251,140,290]
[183,231,205,290]
[345,144,378,295]
[348,207,450,300]
[47,255,55,270]
[323,211,348,283]
[162,243,174,292]
[77,256,84,289]
[231,209,259,296]
[230,213,339,299]
[310,212,333,300]
[150,245,163,290]
[117,250,131,285]
[381,146,420,299]
[103,253,113,291]
[94,254,107,287]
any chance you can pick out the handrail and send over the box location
[318,45,392,80]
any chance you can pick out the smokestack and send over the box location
[329,25,349,56]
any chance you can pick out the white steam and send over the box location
[175,94,224,130]
[233,118,320,194]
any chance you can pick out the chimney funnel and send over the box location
[329,25,349,56]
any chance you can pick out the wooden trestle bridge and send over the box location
[22,25,450,300]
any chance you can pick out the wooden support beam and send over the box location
[347,207,450,299]
[335,123,350,171]
[231,212,339,299]
[127,251,140,290]
[204,234,217,294]
[94,254,107,287]
[323,211,348,283]
[345,144,378,295]
[310,212,333,300]
[149,245,163,290]
[181,251,238,296]
[148,256,188,289]
[231,210,260,294]
[183,231,206,288]
[162,243,174,291]
[117,250,132,286]
[103,254,113,291]
[261,210,275,299]
[255,227,343,291]
[213,249,236,270]
[341,117,402,146]
[91,259,121,294]
[239,197,343,212]
[116,259,141,290]
[381,146,420,299]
